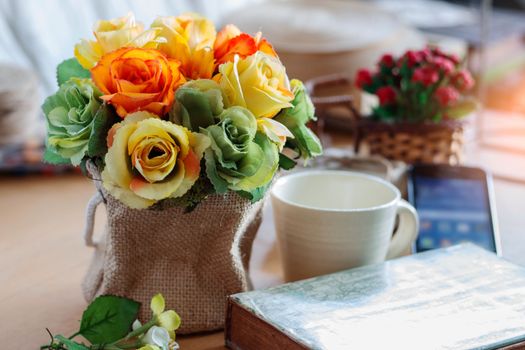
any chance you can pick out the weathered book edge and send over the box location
[225,296,308,350]
[500,340,525,350]
[225,295,525,350]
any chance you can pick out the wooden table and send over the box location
[0,175,283,349]
[3,114,525,348]
[3,175,525,350]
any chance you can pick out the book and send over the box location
[226,244,525,350]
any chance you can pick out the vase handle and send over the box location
[83,191,104,247]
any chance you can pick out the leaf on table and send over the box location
[79,295,140,344]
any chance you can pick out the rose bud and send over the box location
[431,56,455,75]
[447,54,460,65]
[376,86,397,105]
[402,50,422,67]
[355,69,373,88]
[431,47,460,65]
[418,48,432,61]
[379,54,395,68]
[435,86,459,107]
[412,66,439,86]
[453,70,475,91]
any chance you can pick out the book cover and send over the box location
[226,244,525,350]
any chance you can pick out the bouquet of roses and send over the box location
[354,47,476,123]
[43,13,322,209]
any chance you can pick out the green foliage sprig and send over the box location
[41,294,180,350]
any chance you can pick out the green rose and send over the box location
[274,79,323,159]
[42,78,115,166]
[203,106,279,200]
[171,79,224,131]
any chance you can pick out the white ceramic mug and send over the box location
[271,170,419,282]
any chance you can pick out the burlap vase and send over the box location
[81,164,264,333]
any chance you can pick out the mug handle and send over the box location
[386,199,419,259]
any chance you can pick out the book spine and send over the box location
[225,298,308,350]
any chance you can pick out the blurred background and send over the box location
[1,0,525,262]
[1,0,525,172]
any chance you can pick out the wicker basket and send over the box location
[306,74,465,165]
[356,120,464,165]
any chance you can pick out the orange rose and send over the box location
[214,24,277,66]
[91,47,185,118]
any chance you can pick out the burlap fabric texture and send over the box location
[82,163,264,333]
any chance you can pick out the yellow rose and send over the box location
[151,13,216,79]
[74,12,161,69]
[217,52,293,118]
[101,112,210,209]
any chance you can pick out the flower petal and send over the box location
[129,159,185,200]
[143,326,171,350]
[257,117,293,151]
[151,293,165,316]
[158,310,181,332]
[168,132,210,199]
[101,172,155,209]
[219,52,293,118]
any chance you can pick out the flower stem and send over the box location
[97,340,142,350]
[123,318,157,340]
[106,317,157,349]
[69,331,81,340]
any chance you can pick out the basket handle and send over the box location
[305,74,361,117]
[83,191,104,248]
[305,74,363,152]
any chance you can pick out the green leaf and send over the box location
[204,148,229,194]
[432,112,443,122]
[79,295,140,344]
[237,180,272,203]
[57,58,91,86]
[274,80,323,160]
[372,105,397,121]
[54,335,89,350]
[43,148,71,165]
[157,168,215,212]
[87,104,119,158]
[79,158,89,176]
[446,100,477,119]
[278,153,297,170]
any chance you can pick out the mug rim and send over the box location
[271,170,401,213]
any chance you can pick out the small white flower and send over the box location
[132,319,142,331]
[142,326,171,350]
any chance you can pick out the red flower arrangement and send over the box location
[354,47,476,122]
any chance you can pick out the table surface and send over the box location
[0,174,283,349]
[3,115,525,349]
